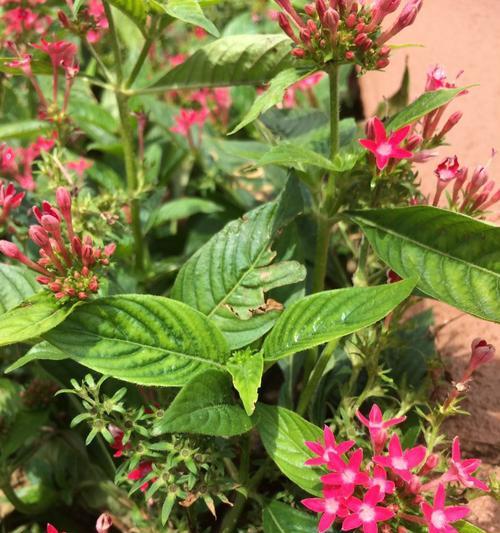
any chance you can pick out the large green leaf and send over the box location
[226,350,263,416]
[0,293,77,347]
[263,500,318,533]
[254,404,322,495]
[0,121,51,140]
[351,207,500,323]
[5,341,67,373]
[160,0,219,36]
[264,278,416,361]
[387,87,466,130]
[456,522,488,533]
[147,197,222,231]
[148,34,294,90]
[152,369,252,437]
[230,68,306,134]
[106,0,147,31]
[171,179,306,349]
[0,264,39,315]
[43,295,231,386]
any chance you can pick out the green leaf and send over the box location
[350,206,500,323]
[387,87,467,131]
[226,350,263,416]
[153,369,252,437]
[263,500,318,533]
[160,0,219,37]
[0,121,51,140]
[254,404,322,495]
[171,178,306,349]
[455,522,488,533]
[106,0,147,31]
[43,295,231,387]
[5,341,67,373]
[230,69,306,134]
[148,197,222,231]
[0,293,77,347]
[263,278,417,361]
[0,264,40,315]
[258,142,338,172]
[149,34,294,90]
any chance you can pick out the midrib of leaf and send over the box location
[362,220,500,279]
[59,327,225,369]
[207,208,277,319]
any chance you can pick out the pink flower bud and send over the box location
[304,3,316,16]
[467,338,495,375]
[292,47,306,58]
[345,51,355,60]
[315,0,327,18]
[346,13,357,28]
[405,134,423,151]
[300,27,312,45]
[306,19,317,33]
[104,243,116,257]
[41,214,61,234]
[323,8,339,33]
[354,32,367,47]
[29,225,50,247]
[278,13,298,41]
[364,117,377,140]
[96,513,113,533]
[0,240,22,259]
[438,111,463,137]
[56,187,72,216]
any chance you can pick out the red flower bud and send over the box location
[0,240,21,259]
[29,225,50,247]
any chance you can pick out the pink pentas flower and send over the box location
[96,512,113,533]
[421,484,470,533]
[373,434,426,482]
[365,465,395,497]
[435,156,460,182]
[356,404,406,453]
[305,425,356,466]
[31,38,77,70]
[0,180,25,224]
[359,117,413,170]
[171,108,208,137]
[444,437,489,492]
[3,7,39,35]
[302,486,349,533]
[321,448,370,497]
[66,158,93,177]
[341,487,394,533]
[466,338,495,375]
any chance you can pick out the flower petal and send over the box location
[302,498,326,513]
[342,514,363,531]
[444,505,471,522]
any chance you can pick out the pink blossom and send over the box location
[168,53,187,67]
[96,513,113,533]
[305,425,355,467]
[31,39,77,71]
[47,525,65,533]
[0,180,25,224]
[341,487,394,532]
[356,404,406,453]
[86,0,108,42]
[435,156,460,182]
[128,461,154,492]
[321,448,370,496]
[3,7,39,36]
[366,465,395,497]
[444,437,489,492]
[359,117,413,170]
[373,434,426,482]
[466,338,495,375]
[421,484,470,533]
[302,486,349,532]
[66,158,93,177]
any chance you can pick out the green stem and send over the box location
[84,39,113,82]
[326,64,340,198]
[126,28,156,88]
[311,214,332,294]
[104,2,144,271]
[297,341,337,416]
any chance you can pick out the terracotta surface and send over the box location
[360,1,500,529]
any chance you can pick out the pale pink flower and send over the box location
[373,434,426,482]
[365,465,395,497]
[356,404,406,453]
[444,437,489,492]
[302,486,349,532]
[305,425,355,467]
[421,484,470,533]
[341,487,394,532]
[359,117,413,170]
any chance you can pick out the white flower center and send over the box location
[376,143,393,156]
[342,469,356,483]
[359,504,375,522]
[431,510,446,528]
[392,457,408,470]
[325,498,339,515]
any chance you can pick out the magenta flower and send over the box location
[421,484,470,533]
[356,404,406,453]
[47,525,65,533]
[373,434,426,482]
[128,461,154,492]
[321,448,370,496]
[302,486,349,533]
[305,425,356,467]
[341,487,394,532]
[0,180,25,224]
[31,39,77,72]
[366,465,395,496]
[444,437,489,492]
[359,117,413,170]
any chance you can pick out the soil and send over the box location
[360,1,500,529]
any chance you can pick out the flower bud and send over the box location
[438,111,463,137]
[364,117,378,140]
[0,240,21,259]
[304,3,316,16]
[292,48,306,58]
[56,187,72,215]
[405,134,423,151]
[29,225,50,247]
[41,214,61,234]
[96,513,113,533]
[345,51,355,60]
[315,0,327,18]
[354,32,367,47]
[346,12,357,27]
[466,338,495,375]
[323,8,339,33]
[278,13,298,41]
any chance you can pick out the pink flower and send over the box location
[426,65,453,91]
[435,156,460,182]
[366,465,395,497]
[128,461,154,492]
[66,158,93,177]
[373,434,426,482]
[31,39,77,71]
[359,117,413,170]
[321,449,370,497]
[341,487,394,532]
[3,7,39,36]
[421,484,470,533]
[305,425,356,467]
[96,512,113,533]
[0,180,24,223]
[444,437,489,492]
[47,525,65,533]
[170,108,208,137]
[302,486,349,532]
[356,404,406,453]
[466,338,495,375]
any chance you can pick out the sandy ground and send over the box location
[360,1,500,529]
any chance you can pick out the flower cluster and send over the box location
[430,153,500,215]
[1,3,52,39]
[275,0,422,71]
[302,403,489,532]
[58,0,108,43]
[0,180,25,226]
[0,135,55,190]
[0,187,115,301]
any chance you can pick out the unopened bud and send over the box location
[306,19,317,33]
[354,32,367,47]
[29,225,50,247]
[467,338,495,375]
[405,134,423,151]
[346,12,357,27]
[323,8,339,33]
[292,48,306,58]
[364,117,378,139]
[41,214,61,234]
[0,240,21,259]
[304,3,316,16]
[58,10,70,29]
[345,50,355,60]
[300,28,312,45]
[278,13,298,41]
[315,0,327,18]
[438,111,463,137]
